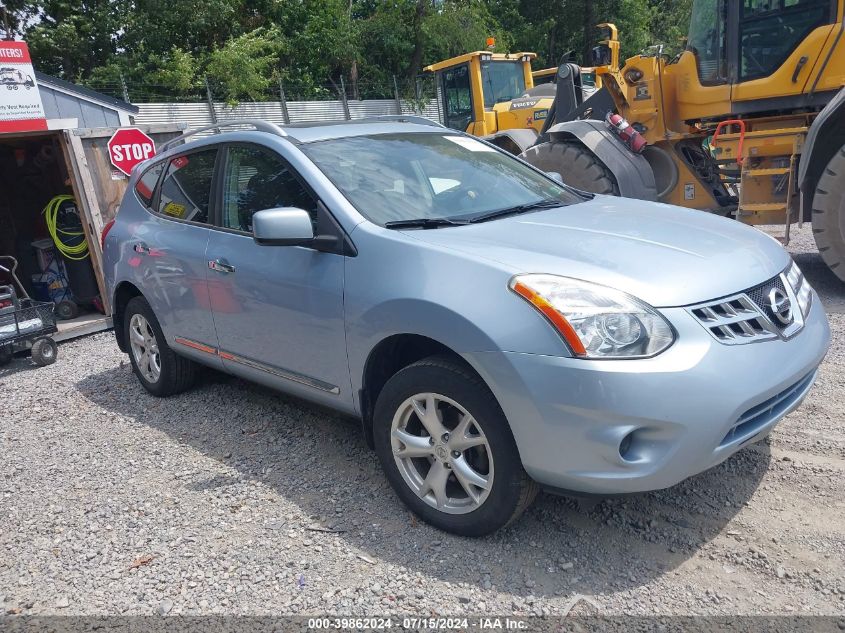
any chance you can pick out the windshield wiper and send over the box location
[384,217,470,229]
[466,198,564,224]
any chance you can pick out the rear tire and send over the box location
[124,296,196,397]
[0,345,12,366]
[520,139,619,195]
[812,146,845,282]
[373,356,538,536]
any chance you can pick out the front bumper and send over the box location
[467,293,830,494]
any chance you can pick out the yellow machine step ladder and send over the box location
[713,120,806,245]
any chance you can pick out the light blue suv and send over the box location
[103,118,830,536]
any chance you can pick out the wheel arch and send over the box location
[358,333,482,449]
[112,281,144,353]
[798,87,845,221]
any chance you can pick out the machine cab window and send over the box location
[441,64,473,132]
[739,0,834,81]
[686,0,728,85]
[480,61,526,108]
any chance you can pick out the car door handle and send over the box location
[208,259,235,274]
[134,242,149,254]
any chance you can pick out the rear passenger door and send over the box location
[205,143,349,407]
[133,147,222,368]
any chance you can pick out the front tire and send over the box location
[373,356,538,536]
[31,337,57,366]
[812,146,845,282]
[520,139,619,195]
[124,296,196,397]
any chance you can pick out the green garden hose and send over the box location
[43,195,89,261]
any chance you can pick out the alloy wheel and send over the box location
[129,313,161,383]
[390,392,493,514]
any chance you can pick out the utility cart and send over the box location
[0,257,58,367]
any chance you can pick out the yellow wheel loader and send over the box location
[425,1,845,281]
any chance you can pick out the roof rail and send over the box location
[159,119,287,152]
[372,115,444,128]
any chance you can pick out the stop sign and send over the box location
[107,128,156,176]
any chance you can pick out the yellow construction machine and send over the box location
[425,2,845,281]
[423,50,548,153]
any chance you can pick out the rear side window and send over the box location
[134,162,164,208]
[157,149,218,224]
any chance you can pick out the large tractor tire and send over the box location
[520,140,619,195]
[812,146,845,282]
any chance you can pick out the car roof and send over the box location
[161,117,450,154]
[281,118,445,144]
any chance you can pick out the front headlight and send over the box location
[785,260,812,317]
[510,274,675,359]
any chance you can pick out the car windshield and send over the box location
[480,61,526,107]
[301,132,580,226]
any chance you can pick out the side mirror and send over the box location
[252,208,314,246]
[546,171,564,184]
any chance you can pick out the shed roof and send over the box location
[35,71,139,115]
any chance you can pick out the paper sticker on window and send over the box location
[163,201,186,218]
[684,183,695,200]
[444,136,496,152]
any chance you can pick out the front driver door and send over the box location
[205,143,350,408]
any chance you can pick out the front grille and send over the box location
[719,370,816,447]
[688,273,803,345]
[689,293,778,344]
[745,276,788,328]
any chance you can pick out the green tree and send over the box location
[17,0,694,101]
[1,0,38,40]
[25,0,128,79]
[207,27,282,102]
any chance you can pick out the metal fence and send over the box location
[133,96,442,128]
[85,73,444,129]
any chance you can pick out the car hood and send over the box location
[406,196,790,307]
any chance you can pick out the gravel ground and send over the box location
[1,225,843,617]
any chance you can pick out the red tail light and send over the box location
[101,219,116,248]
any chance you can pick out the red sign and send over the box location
[107,128,156,176]
[0,41,47,133]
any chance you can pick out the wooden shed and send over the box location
[0,73,183,341]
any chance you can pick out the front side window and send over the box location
[441,64,473,131]
[686,0,728,84]
[739,0,832,81]
[480,61,526,107]
[156,149,217,224]
[302,133,579,226]
[221,145,318,232]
